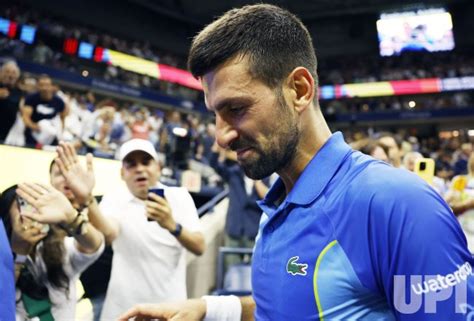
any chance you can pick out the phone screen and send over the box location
[148,188,165,199]
[147,188,165,222]
[17,196,50,234]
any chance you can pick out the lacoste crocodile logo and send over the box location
[286,256,308,276]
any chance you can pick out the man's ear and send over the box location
[286,67,315,113]
[120,167,124,180]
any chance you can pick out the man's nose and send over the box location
[215,115,238,149]
[134,162,147,172]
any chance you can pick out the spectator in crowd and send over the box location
[60,139,205,320]
[0,60,23,143]
[81,105,117,156]
[351,138,389,163]
[18,76,37,95]
[435,151,454,186]
[120,4,473,320]
[129,107,153,140]
[446,152,474,253]
[195,123,216,165]
[402,151,423,171]
[52,142,113,321]
[210,143,270,267]
[0,175,104,320]
[378,133,402,167]
[453,143,473,176]
[31,41,54,65]
[21,74,67,147]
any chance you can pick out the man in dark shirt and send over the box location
[0,61,23,143]
[22,74,67,147]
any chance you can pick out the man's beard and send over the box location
[234,99,300,180]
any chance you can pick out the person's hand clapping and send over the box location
[16,183,76,225]
[56,142,95,205]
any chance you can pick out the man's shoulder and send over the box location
[342,159,447,219]
[100,186,133,206]
[24,92,39,104]
[348,158,427,197]
[51,95,65,107]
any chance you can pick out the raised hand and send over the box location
[16,183,76,225]
[56,142,95,205]
[117,299,206,321]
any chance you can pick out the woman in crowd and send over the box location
[0,182,104,320]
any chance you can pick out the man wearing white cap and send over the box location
[88,138,205,320]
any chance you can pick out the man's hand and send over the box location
[56,142,95,205]
[16,183,76,225]
[0,87,9,99]
[146,193,176,232]
[118,299,206,321]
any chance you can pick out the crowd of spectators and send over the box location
[0,61,215,176]
[1,4,473,102]
[322,91,474,114]
[2,4,183,67]
[318,51,474,85]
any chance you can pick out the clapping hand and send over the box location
[56,142,95,205]
[16,183,76,225]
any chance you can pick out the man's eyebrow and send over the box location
[214,97,251,112]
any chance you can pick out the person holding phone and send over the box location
[0,182,104,321]
[62,139,205,320]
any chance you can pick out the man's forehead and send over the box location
[202,59,254,111]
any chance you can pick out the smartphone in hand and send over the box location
[17,196,50,234]
[414,158,435,185]
[147,188,165,221]
[148,188,165,199]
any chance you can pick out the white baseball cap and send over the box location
[119,139,158,162]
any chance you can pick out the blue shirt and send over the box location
[0,220,15,321]
[253,132,474,320]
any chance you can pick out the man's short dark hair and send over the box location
[188,4,318,90]
[38,74,51,82]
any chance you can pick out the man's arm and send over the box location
[240,296,256,321]
[146,193,205,255]
[447,198,474,216]
[371,177,474,320]
[86,197,120,245]
[55,142,120,244]
[174,227,205,256]
[118,295,256,321]
[21,105,39,131]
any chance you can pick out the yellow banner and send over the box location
[107,50,160,79]
[344,82,394,98]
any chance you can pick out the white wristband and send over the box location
[202,295,242,321]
